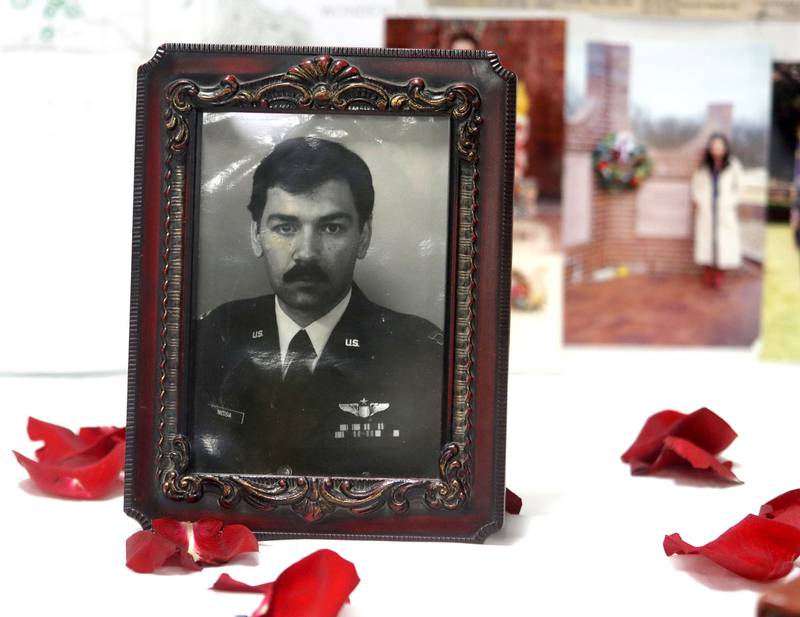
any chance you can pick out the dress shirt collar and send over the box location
[275,288,352,372]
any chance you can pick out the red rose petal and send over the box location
[77,425,125,447]
[252,594,272,617]
[194,519,259,565]
[670,407,737,456]
[621,408,738,482]
[505,488,522,515]
[264,549,359,617]
[212,573,275,597]
[125,530,200,573]
[55,432,125,468]
[664,514,800,581]
[15,417,126,498]
[27,417,124,464]
[150,518,188,546]
[621,409,685,463]
[213,573,275,615]
[28,417,89,463]
[640,436,741,483]
[760,490,800,529]
[13,439,125,499]
[150,518,259,566]
[622,407,736,464]
[166,546,204,572]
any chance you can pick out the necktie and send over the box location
[283,329,316,383]
[274,329,316,416]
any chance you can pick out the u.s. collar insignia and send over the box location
[338,398,390,418]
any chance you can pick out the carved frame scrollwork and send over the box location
[156,55,481,523]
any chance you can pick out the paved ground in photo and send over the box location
[565,263,762,346]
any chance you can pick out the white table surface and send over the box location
[3,346,798,616]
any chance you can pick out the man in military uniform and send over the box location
[191,137,445,478]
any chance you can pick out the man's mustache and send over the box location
[283,263,328,284]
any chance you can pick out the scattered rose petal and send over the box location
[28,416,93,463]
[125,530,200,573]
[126,518,259,573]
[14,440,125,499]
[193,519,259,564]
[664,514,800,581]
[257,549,359,617]
[621,409,685,464]
[667,408,738,456]
[621,407,739,483]
[757,575,800,617]
[640,436,741,483]
[151,518,259,566]
[211,572,274,597]
[212,552,358,617]
[14,416,125,499]
[760,490,800,529]
[505,488,522,515]
[28,417,124,464]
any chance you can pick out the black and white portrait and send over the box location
[189,112,450,478]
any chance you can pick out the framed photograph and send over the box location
[125,45,515,542]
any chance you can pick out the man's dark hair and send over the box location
[247,137,374,228]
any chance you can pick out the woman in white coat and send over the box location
[691,133,743,288]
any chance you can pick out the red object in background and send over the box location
[510,274,530,308]
[13,417,125,499]
[125,518,259,573]
[213,549,359,617]
[703,266,715,287]
[664,490,800,581]
[702,266,726,289]
[621,407,740,483]
[505,488,523,515]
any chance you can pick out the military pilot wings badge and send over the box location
[339,398,390,419]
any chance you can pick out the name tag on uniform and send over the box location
[210,403,245,425]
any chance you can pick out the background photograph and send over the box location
[561,39,771,346]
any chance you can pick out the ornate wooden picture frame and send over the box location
[125,45,515,542]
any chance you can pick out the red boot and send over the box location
[702,266,714,287]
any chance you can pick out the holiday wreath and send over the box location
[592,131,652,190]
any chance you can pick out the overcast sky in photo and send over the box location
[567,40,771,126]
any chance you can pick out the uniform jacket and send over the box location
[691,158,743,269]
[190,285,445,478]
